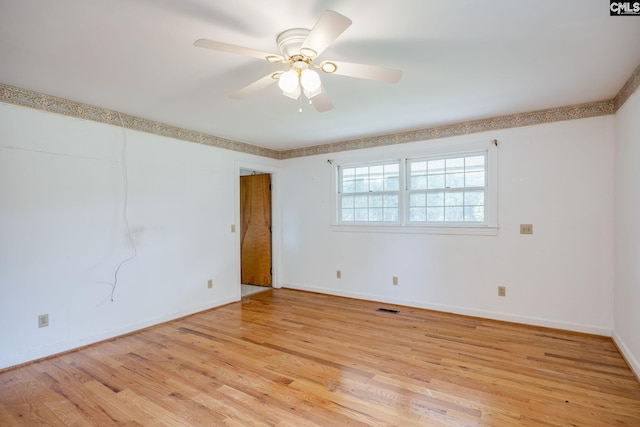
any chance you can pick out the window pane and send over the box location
[355,168,369,192]
[355,167,369,177]
[355,179,368,192]
[410,175,427,190]
[445,207,463,221]
[445,192,463,206]
[465,155,485,187]
[341,195,354,208]
[465,155,485,170]
[410,207,426,221]
[342,179,355,193]
[427,174,445,189]
[411,161,427,173]
[464,206,485,222]
[383,208,398,222]
[465,171,485,187]
[427,192,444,206]
[369,194,383,207]
[370,165,383,175]
[383,163,399,191]
[428,159,445,174]
[341,209,353,221]
[354,195,368,208]
[342,167,355,177]
[409,161,427,190]
[369,178,383,192]
[384,195,398,208]
[369,208,383,221]
[446,173,465,188]
[464,190,484,206]
[409,193,426,207]
[384,163,399,174]
[369,166,384,192]
[354,209,368,221]
[427,207,444,221]
[384,176,399,191]
[446,157,464,174]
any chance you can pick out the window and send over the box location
[333,141,497,234]
[407,153,486,224]
[338,161,400,223]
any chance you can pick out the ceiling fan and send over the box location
[194,10,402,112]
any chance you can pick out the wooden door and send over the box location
[240,173,272,286]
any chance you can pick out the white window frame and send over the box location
[406,151,488,226]
[331,140,498,236]
[336,159,403,226]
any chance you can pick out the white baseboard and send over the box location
[0,296,238,371]
[612,331,640,380]
[282,284,612,336]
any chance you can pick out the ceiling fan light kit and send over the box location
[278,69,300,93]
[194,10,402,112]
[300,69,321,92]
[278,60,322,100]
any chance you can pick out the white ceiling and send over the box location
[1,0,639,151]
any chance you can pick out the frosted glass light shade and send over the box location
[278,70,299,93]
[303,85,322,99]
[300,69,321,92]
[282,84,301,100]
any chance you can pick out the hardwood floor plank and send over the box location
[83,380,152,425]
[1,288,639,426]
[0,379,66,425]
[0,404,21,427]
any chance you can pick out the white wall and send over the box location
[0,103,279,369]
[1,98,629,372]
[613,88,640,376]
[281,116,615,334]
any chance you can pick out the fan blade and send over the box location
[311,91,333,112]
[300,10,352,58]
[229,73,278,99]
[194,39,284,62]
[327,60,402,83]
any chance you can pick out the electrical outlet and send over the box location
[336,270,341,279]
[520,224,533,234]
[207,279,213,289]
[38,314,49,328]
[498,286,506,297]
[230,224,236,233]
[393,276,399,286]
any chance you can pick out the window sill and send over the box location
[330,225,499,236]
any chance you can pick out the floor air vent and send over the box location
[377,308,399,314]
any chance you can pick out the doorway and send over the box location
[239,171,272,296]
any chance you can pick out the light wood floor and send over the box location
[1,289,639,426]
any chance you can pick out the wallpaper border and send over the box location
[279,100,614,159]
[0,84,281,160]
[1,60,638,160]
[614,63,640,112]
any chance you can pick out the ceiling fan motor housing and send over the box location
[277,28,312,59]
